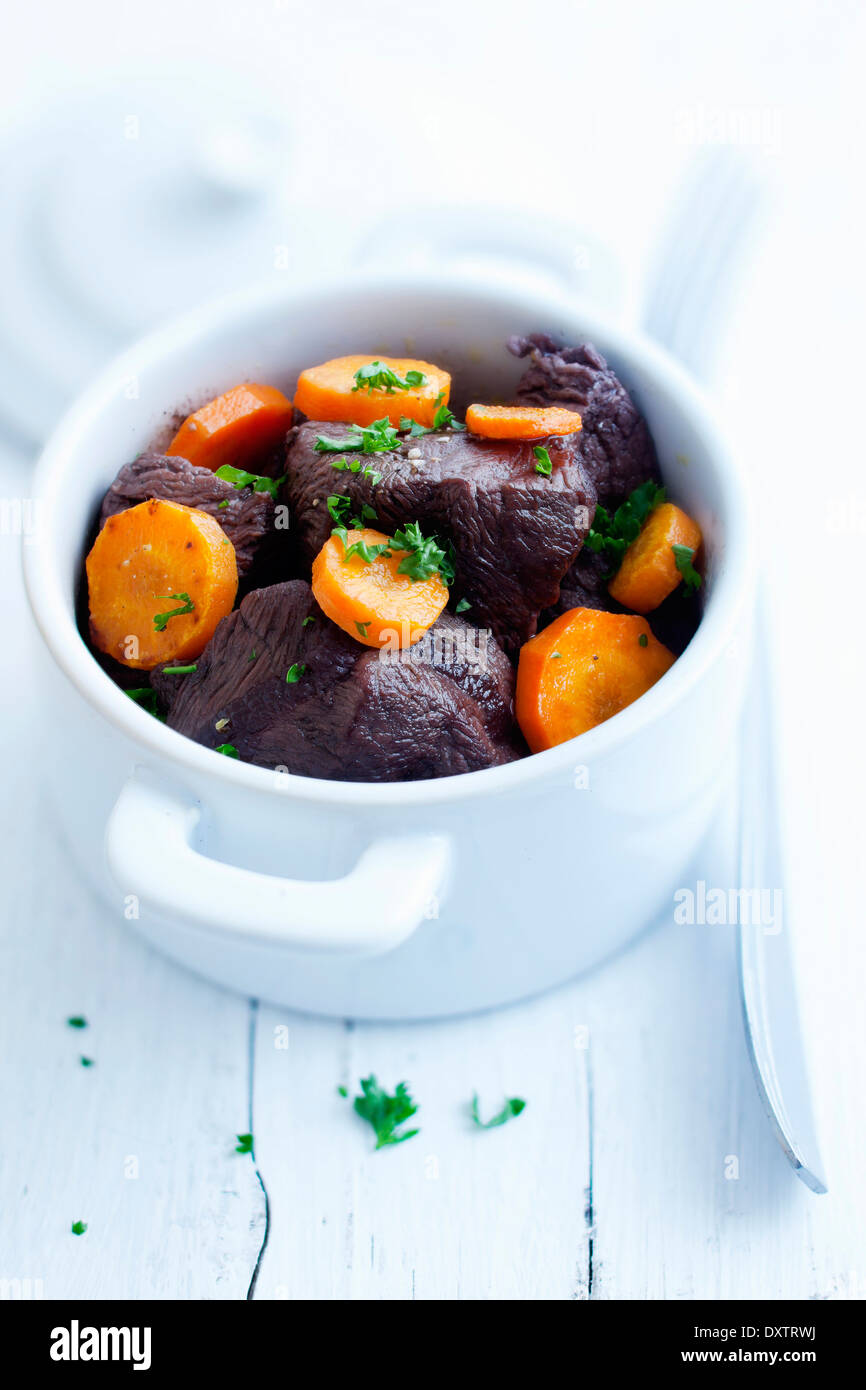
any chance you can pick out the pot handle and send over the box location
[105,773,452,956]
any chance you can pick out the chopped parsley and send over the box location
[327,493,352,524]
[430,394,466,431]
[400,392,465,436]
[67,1016,87,1029]
[330,460,383,484]
[214,464,285,501]
[217,499,229,509]
[315,417,400,457]
[470,1093,527,1129]
[235,1133,254,1154]
[333,528,393,564]
[126,688,165,721]
[153,593,195,632]
[455,597,471,614]
[302,616,315,628]
[216,743,239,758]
[671,543,702,595]
[327,494,377,529]
[352,1075,419,1150]
[585,480,667,572]
[391,522,455,584]
[329,516,454,586]
[638,632,648,647]
[161,663,197,675]
[352,360,426,394]
[71,1221,87,1236]
[355,622,370,638]
[533,445,553,477]
[286,663,306,683]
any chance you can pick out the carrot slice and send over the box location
[311,528,449,649]
[607,502,703,614]
[166,383,293,472]
[516,607,675,751]
[465,404,582,439]
[294,355,451,428]
[87,499,238,670]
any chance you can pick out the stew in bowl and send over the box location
[80,333,704,783]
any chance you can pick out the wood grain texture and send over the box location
[0,779,267,1298]
[249,999,592,1300]
[1,533,267,1299]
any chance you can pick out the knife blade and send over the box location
[737,593,827,1193]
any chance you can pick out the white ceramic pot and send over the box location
[23,273,754,1019]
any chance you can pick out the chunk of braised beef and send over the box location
[283,422,595,657]
[541,548,625,625]
[508,335,660,506]
[164,580,523,780]
[99,453,277,577]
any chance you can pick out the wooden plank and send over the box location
[1,545,265,1299]
[0,791,266,1299]
[250,994,592,1301]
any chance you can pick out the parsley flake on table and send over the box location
[71,1221,87,1236]
[67,1016,87,1029]
[235,1133,254,1154]
[671,543,702,596]
[80,1056,94,1067]
[352,360,426,394]
[352,1075,419,1149]
[470,1093,527,1129]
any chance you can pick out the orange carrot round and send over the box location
[465,403,582,439]
[166,382,293,472]
[87,499,238,669]
[516,607,675,751]
[608,502,703,614]
[311,528,449,649]
[294,355,450,429]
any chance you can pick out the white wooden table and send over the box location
[2,417,864,1299]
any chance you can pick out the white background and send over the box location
[1,0,864,1299]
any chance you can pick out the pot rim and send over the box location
[23,269,755,807]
